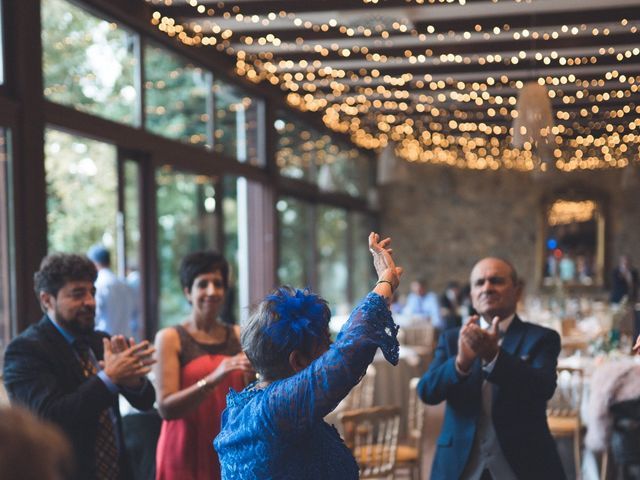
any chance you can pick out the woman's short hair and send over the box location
[241,287,331,382]
[33,253,97,298]
[179,250,229,290]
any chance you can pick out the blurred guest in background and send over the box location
[576,254,593,285]
[440,281,463,330]
[403,278,444,330]
[126,265,142,341]
[611,255,639,304]
[88,244,138,340]
[390,289,404,314]
[153,250,252,480]
[558,252,576,283]
[612,255,640,342]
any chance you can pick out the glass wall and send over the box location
[42,0,139,125]
[317,206,349,313]
[156,168,219,327]
[0,129,11,357]
[144,42,211,146]
[277,196,312,288]
[351,212,376,301]
[222,176,240,324]
[275,113,317,182]
[213,82,263,165]
[0,0,378,341]
[123,159,142,339]
[45,128,119,256]
[275,111,373,197]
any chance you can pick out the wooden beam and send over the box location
[44,101,273,184]
[251,32,640,63]
[4,0,48,331]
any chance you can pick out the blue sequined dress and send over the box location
[214,292,399,480]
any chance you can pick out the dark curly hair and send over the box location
[33,253,97,301]
[179,250,229,291]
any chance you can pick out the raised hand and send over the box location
[633,334,640,354]
[368,232,403,290]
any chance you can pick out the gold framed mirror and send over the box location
[539,193,606,289]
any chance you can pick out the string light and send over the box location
[148,1,640,171]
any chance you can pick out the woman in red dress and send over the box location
[154,251,253,480]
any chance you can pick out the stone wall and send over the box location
[379,161,640,296]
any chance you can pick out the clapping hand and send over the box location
[102,336,156,388]
[456,315,500,372]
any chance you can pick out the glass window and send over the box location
[275,112,373,197]
[123,160,143,339]
[318,142,372,198]
[123,161,141,274]
[351,212,375,302]
[41,0,138,125]
[222,176,241,324]
[275,113,317,182]
[45,128,119,256]
[156,168,219,327]
[277,197,312,288]
[144,42,210,147]
[317,206,348,313]
[213,81,263,165]
[0,129,11,358]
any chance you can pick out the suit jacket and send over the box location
[417,316,566,480]
[610,267,639,303]
[3,316,156,480]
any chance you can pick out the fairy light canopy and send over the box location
[147,0,640,172]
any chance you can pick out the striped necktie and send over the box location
[74,341,120,480]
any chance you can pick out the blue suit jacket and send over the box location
[417,316,566,480]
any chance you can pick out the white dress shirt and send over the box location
[460,314,518,480]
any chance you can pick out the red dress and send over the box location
[156,325,245,480]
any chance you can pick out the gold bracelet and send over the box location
[375,279,394,289]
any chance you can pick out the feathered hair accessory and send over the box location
[262,287,329,351]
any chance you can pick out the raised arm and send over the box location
[263,232,403,435]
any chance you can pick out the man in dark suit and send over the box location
[3,253,156,480]
[417,257,565,480]
[610,255,639,304]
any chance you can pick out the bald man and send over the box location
[417,258,566,480]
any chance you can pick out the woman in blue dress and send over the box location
[214,232,403,479]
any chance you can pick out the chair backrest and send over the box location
[407,377,426,448]
[339,405,401,479]
[560,317,577,337]
[342,364,377,411]
[547,367,584,417]
[402,324,435,349]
